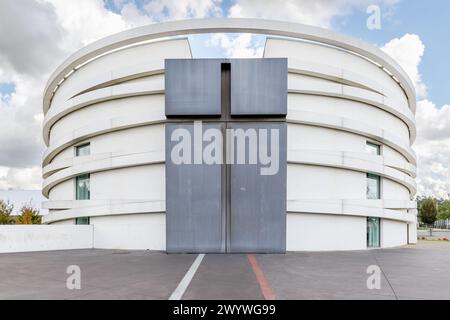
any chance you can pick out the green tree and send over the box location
[0,200,14,225]
[437,200,450,220]
[15,205,41,225]
[419,197,438,236]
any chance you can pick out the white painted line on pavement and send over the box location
[169,254,205,300]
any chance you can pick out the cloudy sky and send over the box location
[0,0,449,211]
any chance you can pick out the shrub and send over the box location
[0,200,14,225]
[15,205,41,225]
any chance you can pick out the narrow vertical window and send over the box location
[367,173,381,199]
[221,62,231,119]
[76,143,90,157]
[367,217,380,248]
[366,142,381,155]
[76,217,90,225]
[76,174,90,200]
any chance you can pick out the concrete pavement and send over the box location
[1,241,449,300]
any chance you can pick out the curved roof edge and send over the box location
[43,18,416,114]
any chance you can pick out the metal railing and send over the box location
[433,219,450,229]
[419,219,450,230]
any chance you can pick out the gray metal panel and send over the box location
[166,123,224,253]
[229,123,287,253]
[165,59,223,116]
[231,58,287,116]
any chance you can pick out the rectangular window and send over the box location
[367,173,381,199]
[76,174,90,200]
[367,217,380,248]
[76,143,90,157]
[366,142,381,155]
[76,217,90,225]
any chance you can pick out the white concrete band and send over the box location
[41,199,416,225]
[43,18,415,115]
[43,57,414,146]
[42,107,415,167]
[42,149,416,198]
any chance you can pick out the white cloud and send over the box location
[416,100,450,141]
[414,99,450,199]
[207,33,264,58]
[121,2,155,27]
[144,0,222,21]
[228,0,399,28]
[43,0,151,52]
[0,166,42,190]
[379,34,449,198]
[381,34,427,98]
[0,0,65,77]
[0,73,46,169]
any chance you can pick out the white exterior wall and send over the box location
[408,221,418,244]
[51,39,191,109]
[268,36,416,250]
[52,147,74,163]
[265,37,408,104]
[288,124,365,152]
[41,21,417,252]
[50,94,165,144]
[0,226,93,253]
[91,165,165,200]
[288,164,366,200]
[382,219,408,248]
[91,214,165,250]
[49,180,73,200]
[54,219,75,225]
[288,93,410,139]
[91,124,165,155]
[383,179,411,200]
[287,213,366,251]
[382,145,409,166]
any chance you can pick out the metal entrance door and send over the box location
[228,123,287,253]
[166,123,225,253]
[165,58,287,253]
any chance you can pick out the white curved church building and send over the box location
[42,19,417,252]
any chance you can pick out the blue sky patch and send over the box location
[0,82,15,102]
[104,0,148,14]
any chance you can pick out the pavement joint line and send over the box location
[371,251,398,300]
[169,254,205,300]
[248,254,276,300]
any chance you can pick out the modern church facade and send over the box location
[42,19,418,252]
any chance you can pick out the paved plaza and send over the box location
[1,241,449,300]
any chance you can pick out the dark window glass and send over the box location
[76,217,90,225]
[367,173,381,199]
[367,217,380,248]
[366,142,381,155]
[76,174,90,200]
[76,143,90,157]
